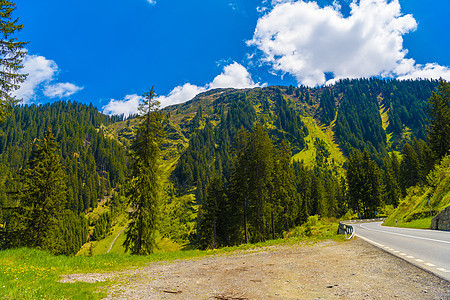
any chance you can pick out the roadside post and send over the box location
[428,198,432,218]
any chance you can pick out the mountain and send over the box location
[0,78,441,254]
[163,78,437,193]
[0,101,128,254]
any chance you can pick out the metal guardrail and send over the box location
[337,222,355,239]
[338,219,386,239]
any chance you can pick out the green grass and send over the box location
[0,218,344,299]
[384,217,434,229]
[384,155,450,228]
[292,116,346,173]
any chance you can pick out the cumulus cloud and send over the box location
[147,0,156,5]
[158,62,261,108]
[248,0,450,86]
[13,54,57,103]
[396,62,450,81]
[157,83,207,108]
[102,94,143,117]
[13,53,83,103]
[43,82,84,98]
[209,62,260,89]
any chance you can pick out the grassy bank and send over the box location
[0,217,344,299]
[384,155,450,229]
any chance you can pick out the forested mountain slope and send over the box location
[0,79,440,254]
[164,78,438,196]
[0,101,128,254]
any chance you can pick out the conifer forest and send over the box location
[0,75,448,254]
[0,0,449,257]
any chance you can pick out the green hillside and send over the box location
[384,155,450,228]
[1,78,445,256]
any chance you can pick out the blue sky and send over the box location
[13,0,450,115]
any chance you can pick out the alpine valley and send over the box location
[1,78,449,255]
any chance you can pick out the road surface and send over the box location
[353,221,450,282]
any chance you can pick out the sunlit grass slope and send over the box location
[384,155,450,228]
[293,116,346,172]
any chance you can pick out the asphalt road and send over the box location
[352,221,450,282]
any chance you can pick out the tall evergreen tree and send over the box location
[124,88,165,255]
[400,142,420,193]
[8,127,67,250]
[382,154,400,207]
[0,0,27,123]
[247,123,274,242]
[197,176,226,249]
[426,79,450,160]
[361,151,382,217]
[227,126,251,244]
[273,140,296,234]
[346,150,382,218]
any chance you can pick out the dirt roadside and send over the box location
[62,238,450,299]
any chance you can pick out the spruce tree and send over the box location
[197,176,226,249]
[247,123,274,242]
[400,142,420,193]
[10,127,67,250]
[427,79,450,160]
[0,0,27,123]
[361,151,382,217]
[227,126,250,244]
[272,140,296,234]
[346,150,362,216]
[124,88,165,255]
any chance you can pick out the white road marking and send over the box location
[393,251,400,253]
[415,259,424,263]
[437,268,449,273]
[406,256,414,259]
[358,224,450,244]
[399,253,406,256]
[425,263,435,267]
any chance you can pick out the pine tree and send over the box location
[400,142,420,193]
[361,151,382,217]
[9,127,67,250]
[272,140,296,234]
[0,0,27,124]
[197,176,226,249]
[347,150,381,218]
[247,123,274,242]
[427,79,450,160]
[227,126,250,244]
[124,88,165,255]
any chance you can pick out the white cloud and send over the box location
[209,62,260,89]
[396,62,450,81]
[102,94,143,117]
[157,62,261,108]
[103,62,262,115]
[13,54,57,103]
[147,0,156,5]
[43,82,84,98]
[157,83,206,108]
[13,53,83,103]
[248,0,450,86]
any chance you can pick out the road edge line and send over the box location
[355,235,450,283]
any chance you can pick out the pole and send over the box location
[428,198,432,218]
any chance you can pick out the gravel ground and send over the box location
[61,238,450,299]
